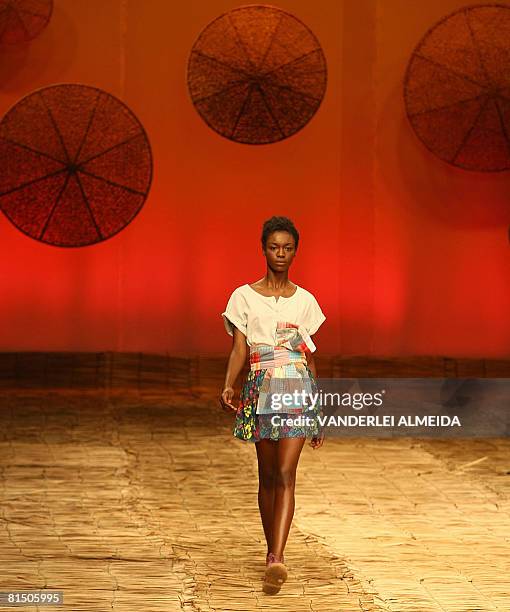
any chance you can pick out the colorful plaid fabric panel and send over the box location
[275,321,316,353]
[249,344,315,416]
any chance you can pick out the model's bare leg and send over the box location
[271,436,306,560]
[255,439,278,554]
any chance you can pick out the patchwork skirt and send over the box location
[232,345,324,443]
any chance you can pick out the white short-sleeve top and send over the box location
[221,284,326,350]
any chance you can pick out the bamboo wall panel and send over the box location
[0,352,508,391]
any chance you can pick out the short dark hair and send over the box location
[261,216,299,250]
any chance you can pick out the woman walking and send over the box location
[219,216,326,595]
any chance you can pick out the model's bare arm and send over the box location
[220,327,247,411]
[307,351,317,378]
[307,333,324,448]
[307,328,321,378]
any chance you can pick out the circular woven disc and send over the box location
[0,84,153,247]
[404,4,510,171]
[187,4,327,144]
[0,0,53,45]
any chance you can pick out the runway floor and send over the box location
[0,387,509,611]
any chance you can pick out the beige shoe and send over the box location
[262,553,287,595]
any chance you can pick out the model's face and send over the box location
[263,231,296,272]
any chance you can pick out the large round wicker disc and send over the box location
[187,4,327,144]
[404,4,510,171]
[0,84,152,247]
[0,0,53,45]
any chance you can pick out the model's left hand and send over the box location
[309,432,325,449]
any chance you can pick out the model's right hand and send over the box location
[220,386,237,412]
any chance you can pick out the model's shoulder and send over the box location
[227,284,249,299]
[232,284,249,294]
[296,285,315,300]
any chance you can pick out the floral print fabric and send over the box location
[233,364,323,442]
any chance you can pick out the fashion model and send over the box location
[219,215,326,595]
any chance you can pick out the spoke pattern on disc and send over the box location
[0,0,52,45]
[188,5,327,144]
[0,84,153,246]
[405,4,510,170]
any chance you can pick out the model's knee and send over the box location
[275,467,296,488]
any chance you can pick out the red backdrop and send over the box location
[0,0,509,356]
